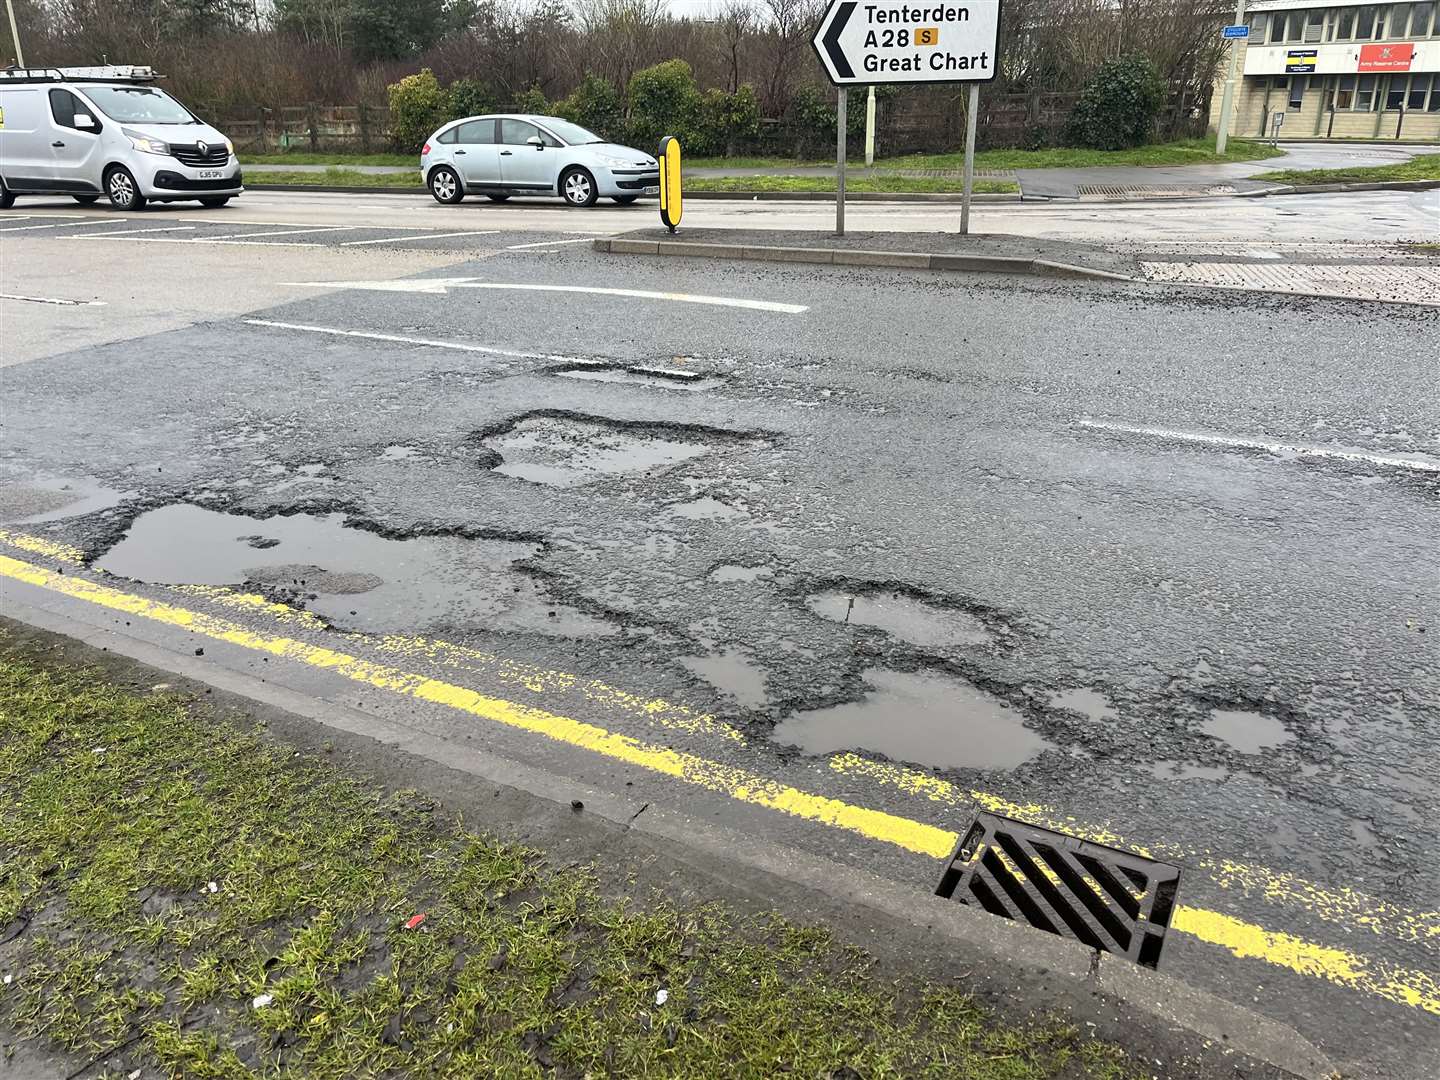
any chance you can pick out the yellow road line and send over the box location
[2,552,1437,1016]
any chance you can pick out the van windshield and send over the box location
[83,85,197,124]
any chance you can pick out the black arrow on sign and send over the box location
[822,2,857,80]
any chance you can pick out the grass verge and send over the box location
[1250,151,1440,185]
[246,167,423,188]
[685,175,1019,194]
[242,152,416,167]
[0,639,1140,1079]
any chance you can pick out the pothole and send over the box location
[0,476,133,524]
[1049,688,1120,723]
[668,497,749,521]
[1149,761,1230,781]
[552,363,722,391]
[94,504,616,637]
[709,563,775,583]
[678,651,769,707]
[771,668,1052,771]
[477,412,757,489]
[1201,708,1293,754]
[806,588,994,648]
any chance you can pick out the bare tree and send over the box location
[716,0,754,94]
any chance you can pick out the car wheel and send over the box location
[72,193,100,205]
[105,167,146,211]
[611,195,640,205]
[199,196,231,208]
[561,167,597,208]
[429,166,463,204]
[0,179,15,209]
[486,193,510,202]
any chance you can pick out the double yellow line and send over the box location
[1,542,1436,1015]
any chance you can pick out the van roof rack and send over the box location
[0,65,163,84]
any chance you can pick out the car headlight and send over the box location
[596,155,635,168]
[123,129,169,155]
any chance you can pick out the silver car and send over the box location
[421,114,658,208]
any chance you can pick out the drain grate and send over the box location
[936,813,1181,968]
[1077,184,1236,200]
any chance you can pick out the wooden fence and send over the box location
[224,105,392,154]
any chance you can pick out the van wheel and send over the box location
[105,167,146,211]
[429,166,463,204]
[199,196,231,207]
[560,167,597,207]
[73,194,100,205]
[0,180,14,210]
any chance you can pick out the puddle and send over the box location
[481,414,712,488]
[679,651,769,707]
[554,365,722,392]
[379,445,426,461]
[806,589,993,648]
[0,477,133,524]
[1201,708,1293,754]
[709,564,774,583]
[668,497,748,521]
[1149,761,1230,781]
[1049,688,1120,723]
[771,668,1051,771]
[94,504,615,637]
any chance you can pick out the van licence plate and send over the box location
[644,185,659,195]
[199,170,224,180]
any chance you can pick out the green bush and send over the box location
[387,69,449,154]
[697,84,761,156]
[627,59,702,153]
[1064,54,1167,150]
[510,85,551,114]
[446,78,496,120]
[555,74,624,141]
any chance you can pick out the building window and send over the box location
[1334,7,1356,39]
[1354,5,1379,39]
[1411,3,1436,36]
[1386,77,1407,110]
[1356,74,1378,110]
[1407,75,1429,109]
[1428,74,1440,110]
[1289,76,1308,110]
[1335,75,1356,109]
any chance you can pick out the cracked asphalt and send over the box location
[2,198,1438,1079]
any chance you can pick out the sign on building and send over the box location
[1285,49,1317,73]
[1358,43,1415,72]
[812,1,1002,85]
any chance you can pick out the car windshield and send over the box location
[83,85,197,124]
[539,117,603,145]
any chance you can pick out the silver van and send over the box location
[0,66,242,210]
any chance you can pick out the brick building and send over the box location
[1210,1,1440,141]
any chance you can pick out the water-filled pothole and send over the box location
[0,476,133,524]
[806,588,994,648]
[679,651,769,707]
[668,497,748,521]
[771,668,1052,771]
[94,504,615,637]
[710,563,774,583]
[1049,688,1120,723]
[1201,708,1293,754]
[478,413,745,488]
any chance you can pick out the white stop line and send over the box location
[286,278,808,313]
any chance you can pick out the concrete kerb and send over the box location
[596,237,1133,284]
[1,597,1337,1080]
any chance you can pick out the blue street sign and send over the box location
[1222,24,1250,38]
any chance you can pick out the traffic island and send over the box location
[593,228,1141,282]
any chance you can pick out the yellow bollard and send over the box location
[659,136,682,233]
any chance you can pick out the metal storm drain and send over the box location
[936,813,1182,968]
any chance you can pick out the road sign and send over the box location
[812,0,1002,85]
[1221,24,1249,39]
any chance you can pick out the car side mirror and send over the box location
[74,113,99,132]
[527,135,544,149]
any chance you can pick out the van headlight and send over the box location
[123,129,169,155]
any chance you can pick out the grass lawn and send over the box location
[242,152,416,167]
[246,167,423,188]
[1250,152,1440,184]
[685,138,1283,172]
[686,175,1019,194]
[0,639,1141,1079]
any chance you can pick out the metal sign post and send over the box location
[1214,1,1248,155]
[813,0,1000,234]
[836,88,847,236]
[864,84,877,166]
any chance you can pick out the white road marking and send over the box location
[0,212,88,221]
[1078,420,1440,474]
[0,218,127,233]
[339,230,499,246]
[88,225,195,237]
[242,318,587,362]
[198,225,362,240]
[64,235,324,248]
[0,293,106,306]
[287,277,807,312]
[504,237,598,250]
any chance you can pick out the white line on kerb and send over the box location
[1078,420,1440,474]
[242,319,586,362]
[0,293,106,306]
[339,230,499,246]
[456,282,809,313]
